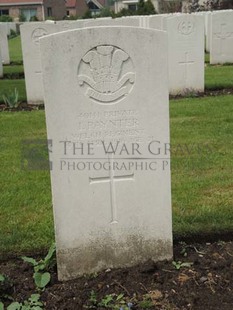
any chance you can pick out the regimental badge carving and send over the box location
[78,45,135,104]
[32,28,48,45]
[178,21,195,35]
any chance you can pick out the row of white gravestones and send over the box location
[40,26,173,281]
[79,14,205,95]
[210,10,233,64]
[83,15,164,29]
[20,20,90,104]
[0,24,10,64]
[205,11,212,53]
[21,13,204,104]
[20,17,165,104]
[191,11,210,53]
[0,22,17,36]
[164,15,205,95]
[160,9,233,63]
[204,10,233,57]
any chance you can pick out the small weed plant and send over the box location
[4,294,43,310]
[0,243,55,310]
[180,242,188,257]
[0,274,13,302]
[22,243,56,289]
[0,274,43,309]
[172,260,193,270]
[85,291,133,309]
[2,89,19,109]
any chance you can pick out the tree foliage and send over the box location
[0,15,13,22]
[137,0,156,15]
[82,0,157,19]
[186,0,233,12]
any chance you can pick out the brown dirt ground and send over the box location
[0,103,44,111]
[1,241,233,309]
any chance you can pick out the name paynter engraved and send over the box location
[78,45,135,104]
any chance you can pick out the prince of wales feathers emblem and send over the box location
[78,46,135,103]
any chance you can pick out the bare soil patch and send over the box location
[1,241,233,309]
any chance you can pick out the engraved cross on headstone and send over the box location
[89,155,134,224]
[179,52,194,87]
[214,24,233,56]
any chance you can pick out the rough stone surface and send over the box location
[205,11,212,53]
[0,49,3,78]
[81,16,164,29]
[210,10,233,64]
[20,21,84,104]
[163,14,205,95]
[149,15,164,29]
[0,22,17,36]
[40,26,173,280]
[0,24,10,65]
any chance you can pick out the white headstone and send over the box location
[83,16,163,30]
[205,11,212,53]
[192,11,209,53]
[0,24,10,65]
[40,26,173,280]
[163,15,205,95]
[0,22,17,35]
[20,21,84,104]
[0,49,3,78]
[210,11,233,64]
[83,17,139,27]
[55,19,88,30]
[149,15,165,29]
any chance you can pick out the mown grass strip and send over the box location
[0,80,26,103]
[205,65,233,90]
[8,36,23,64]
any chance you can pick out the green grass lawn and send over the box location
[170,95,233,236]
[0,111,53,255]
[0,95,233,255]
[0,37,25,104]
[205,53,210,64]
[8,36,23,64]
[3,65,24,75]
[205,65,233,90]
[0,80,26,103]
